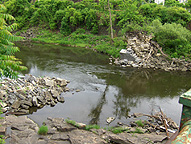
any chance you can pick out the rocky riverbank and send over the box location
[114,32,191,72]
[0,115,174,144]
[0,74,180,143]
[0,74,69,115]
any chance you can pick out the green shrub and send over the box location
[5,0,30,17]
[151,19,191,58]
[139,4,191,26]
[0,135,5,144]
[60,7,84,35]
[165,0,185,7]
[38,125,48,135]
[83,8,99,34]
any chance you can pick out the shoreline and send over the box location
[16,28,191,72]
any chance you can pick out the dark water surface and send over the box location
[15,42,191,127]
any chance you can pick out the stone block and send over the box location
[11,101,21,109]
[0,126,6,135]
[120,49,135,61]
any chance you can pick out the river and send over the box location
[15,42,191,127]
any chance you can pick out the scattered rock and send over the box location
[133,113,144,118]
[57,96,65,103]
[32,97,38,107]
[76,122,86,129]
[0,102,7,108]
[11,101,21,109]
[0,74,69,115]
[106,117,115,124]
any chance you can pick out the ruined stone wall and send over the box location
[115,32,191,72]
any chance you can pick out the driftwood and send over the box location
[133,108,179,138]
[159,107,170,139]
[159,126,176,133]
[146,121,176,134]
[150,40,170,59]
[5,111,27,116]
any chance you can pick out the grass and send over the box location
[65,119,100,130]
[111,127,130,134]
[29,28,127,58]
[65,119,77,126]
[133,128,144,134]
[16,86,20,90]
[85,125,100,131]
[65,119,146,134]
[0,104,5,143]
[135,120,144,127]
[38,125,48,135]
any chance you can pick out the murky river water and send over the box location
[15,42,191,127]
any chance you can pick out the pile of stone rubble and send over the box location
[18,28,37,40]
[0,74,70,114]
[115,32,191,71]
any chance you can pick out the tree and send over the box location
[0,4,27,79]
[108,0,113,39]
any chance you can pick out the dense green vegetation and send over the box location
[0,4,26,79]
[38,125,48,135]
[2,0,191,59]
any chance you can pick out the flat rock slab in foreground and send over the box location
[0,116,168,144]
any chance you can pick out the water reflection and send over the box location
[15,42,110,74]
[95,69,191,98]
[15,42,191,126]
[113,94,138,119]
[88,85,108,125]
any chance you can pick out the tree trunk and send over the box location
[108,0,113,40]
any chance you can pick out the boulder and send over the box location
[57,96,65,103]
[45,91,53,101]
[11,101,21,109]
[55,78,68,87]
[24,74,36,82]
[0,90,6,99]
[32,97,38,107]
[45,79,55,87]
[50,89,59,98]
[20,100,33,107]
[21,104,29,110]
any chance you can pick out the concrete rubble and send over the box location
[115,32,191,72]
